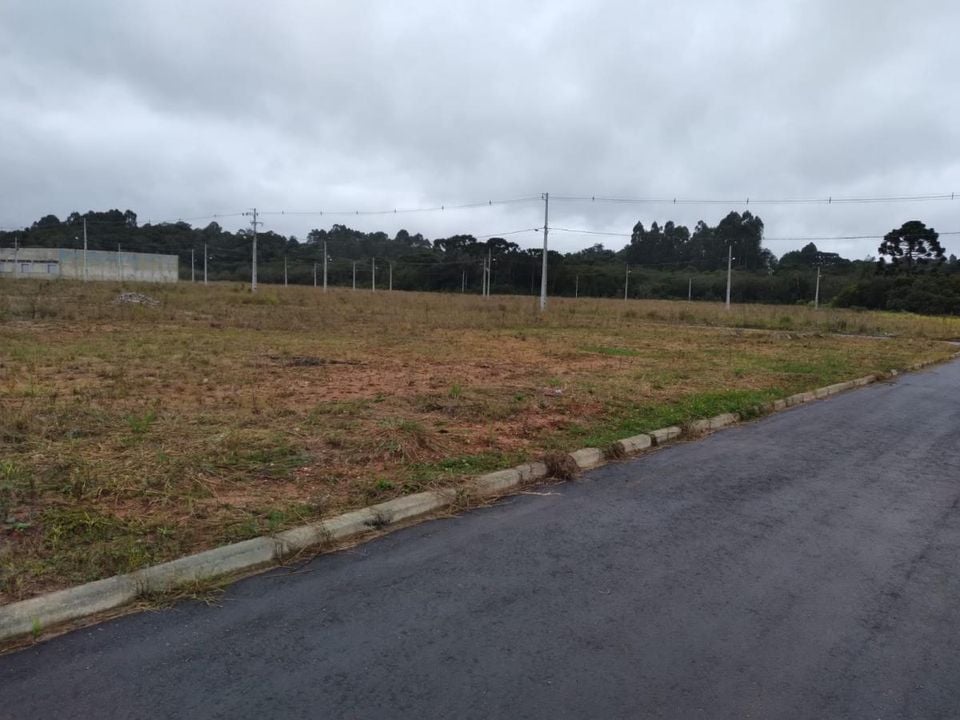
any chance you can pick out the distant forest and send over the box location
[4,209,960,314]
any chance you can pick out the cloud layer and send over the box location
[2,0,959,258]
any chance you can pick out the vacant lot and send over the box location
[1,280,957,603]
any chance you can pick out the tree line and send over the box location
[3,210,959,314]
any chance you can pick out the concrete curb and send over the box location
[3,351,958,643]
[650,426,682,444]
[0,577,138,642]
[687,412,740,434]
[569,448,605,470]
[617,433,653,454]
[474,462,548,496]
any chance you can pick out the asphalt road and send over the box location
[3,362,960,719]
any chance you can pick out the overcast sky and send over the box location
[2,0,959,259]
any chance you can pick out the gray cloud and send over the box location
[2,0,959,258]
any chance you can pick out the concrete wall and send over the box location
[0,248,178,283]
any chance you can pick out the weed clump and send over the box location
[542,452,579,481]
[602,442,627,461]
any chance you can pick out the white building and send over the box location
[0,247,178,283]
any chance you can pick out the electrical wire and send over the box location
[259,196,541,218]
[764,230,960,243]
[5,189,958,231]
[551,227,629,238]
[551,192,958,206]
[176,212,247,223]
[551,227,960,243]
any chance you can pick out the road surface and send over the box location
[2,362,959,719]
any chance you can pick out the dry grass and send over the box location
[0,279,956,603]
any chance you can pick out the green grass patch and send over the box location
[0,506,185,597]
[404,451,528,484]
[556,388,785,449]
[212,431,307,477]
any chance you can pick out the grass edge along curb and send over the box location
[2,352,957,644]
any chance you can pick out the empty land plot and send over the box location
[0,280,957,603]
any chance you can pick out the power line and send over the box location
[551,192,958,206]
[259,196,541,218]
[176,212,247,223]
[552,227,629,238]
[4,199,535,232]
[765,230,960,243]
[474,227,540,240]
[551,227,960,243]
[5,189,958,232]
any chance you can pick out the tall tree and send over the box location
[686,220,715,269]
[714,211,766,270]
[779,242,848,269]
[626,221,691,266]
[877,221,944,272]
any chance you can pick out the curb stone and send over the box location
[570,448,605,470]
[0,577,138,642]
[474,462,548,496]
[650,426,682,444]
[2,353,957,644]
[617,433,652,454]
[688,413,741,434]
